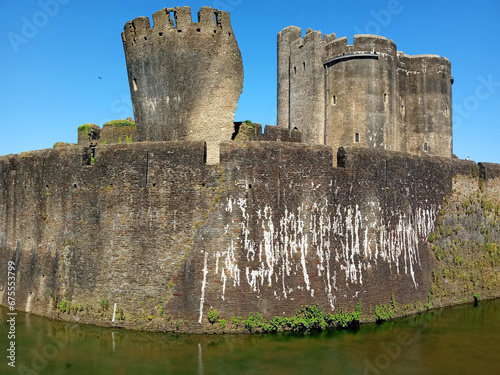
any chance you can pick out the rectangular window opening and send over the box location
[214,12,222,27]
[355,133,359,143]
[169,11,177,27]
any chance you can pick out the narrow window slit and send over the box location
[169,12,176,27]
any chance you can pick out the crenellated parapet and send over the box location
[278,26,453,159]
[122,6,243,164]
[122,6,234,46]
[325,34,397,59]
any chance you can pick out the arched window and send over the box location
[423,143,428,151]
[355,133,359,143]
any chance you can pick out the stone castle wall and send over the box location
[122,6,244,164]
[1,143,498,332]
[78,123,137,146]
[277,28,452,158]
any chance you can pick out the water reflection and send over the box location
[0,300,499,374]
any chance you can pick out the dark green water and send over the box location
[1,300,499,374]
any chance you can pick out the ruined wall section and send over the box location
[0,142,217,331]
[287,29,327,144]
[277,27,336,144]
[403,54,452,157]
[277,26,302,130]
[177,144,455,326]
[427,161,500,309]
[1,144,498,332]
[122,6,244,164]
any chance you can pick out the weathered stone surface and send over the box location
[278,29,453,158]
[1,143,497,333]
[122,6,244,164]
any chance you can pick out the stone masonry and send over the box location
[122,6,244,164]
[0,6,498,334]
[278,28,453,158]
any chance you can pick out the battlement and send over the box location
[278,26,336,49]
[122,6,233,45]
[325,34,397,59]
[405,54,452,73]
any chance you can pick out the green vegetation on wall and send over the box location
[233,120,256,141]
[103,119,136,128]
[428,175,500,308]
[78,124,96,136]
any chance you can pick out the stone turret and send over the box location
[122,6,244,164]
[278,27,453,158]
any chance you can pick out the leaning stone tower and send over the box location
[122,6,244,164]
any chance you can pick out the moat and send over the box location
[1,299,498,374]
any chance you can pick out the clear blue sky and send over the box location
[1,0,499,163]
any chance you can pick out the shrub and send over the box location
[78,124,96,135]
[103,119,136,127]
[207,308,219,324]
[373,304,393,323]
[100,298,109,311]
[57,300,69,313]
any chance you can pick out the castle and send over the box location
[119,7,453,161]
[277,28,453,158]
[0,6,498,334]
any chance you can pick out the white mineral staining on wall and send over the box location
[204,197,437,312]
[198,251,209,324]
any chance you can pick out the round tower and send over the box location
[122,6,244,164]
[324,35,399,151]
